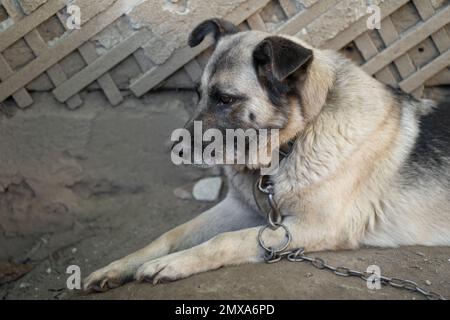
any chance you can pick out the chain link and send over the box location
[254,176,447,301]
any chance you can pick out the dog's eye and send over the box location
[218,94,234,106]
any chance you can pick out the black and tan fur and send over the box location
[84,19,450,291]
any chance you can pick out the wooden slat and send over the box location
[279,0,297,17]
[413,0,436,18]
[0,0,34,108]
[5,3,84,109]
[133,49,155,72]
[426,69,450,86]
[378,17,423,98]
[247,13,266,31]
[413,0,450,53]
[277,0,337,36]
[400,49,450,93]
[0,0,66,52]
[378,17,417,78]
[115,15,156,73]
[56,12,122,106]
[161,68,196,89]
[55,13,122,106]
[362,5,450,75]
[52,31,151,102]
[25,31,84,109]
[130,40,211,96]
[130,0,271,97]
[324,0,410,50]
[354,33,397,86]
[0,0,144,103]
[183,59,203,83]
[0,55,33,108]
[77,42,123,106]
[1,0,21,19]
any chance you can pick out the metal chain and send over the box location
[254,176,447,301]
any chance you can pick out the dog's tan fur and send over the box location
[84,21,450,291]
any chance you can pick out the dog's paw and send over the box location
[135,253,194,285]
[83,261,133,292]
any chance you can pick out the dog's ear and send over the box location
[188,19,239,47]
[253,36,313,81]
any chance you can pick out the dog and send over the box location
[83,19,450,291]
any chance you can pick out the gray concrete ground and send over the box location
[1,91,449,300]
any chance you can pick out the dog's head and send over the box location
[174,19,332,169]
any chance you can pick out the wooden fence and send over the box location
[0,0,448,109]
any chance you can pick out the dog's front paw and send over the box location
[83,261,134,292]
[135,253,196,285]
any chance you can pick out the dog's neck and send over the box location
[299,49,337,122]
[278,77,401,191]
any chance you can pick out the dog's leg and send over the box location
[83,194,263,291]
[135,217,349,284]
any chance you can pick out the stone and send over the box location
[416,252,426,257]
[192,177,222,202]
[18,0,48,15]
[19,282,31,289]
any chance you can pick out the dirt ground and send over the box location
[1,91,449,300]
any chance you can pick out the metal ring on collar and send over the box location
[258,223,292,254]
[257,176,274,194]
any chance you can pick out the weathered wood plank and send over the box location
[0,54,33,108]
[0,0,66,52]
[130,41,211,97]
[26,30,84,108]
[56,12,120,106]
[183,59,203,83]
[0,1,35,108]
[132,49,155,72]
[378,16,423,98]
[426,69,450,86]
[279,0,297,17]
[412,0,435,18]
[277,0,337,36]
[1,0,22,19]
[7,5,84,109]
[400,49,450,93]
[161,68,196,89]
[53,31,151,102]
[362,5,450,75]
[413,0,450,53]
[354,32,397,85]
[77,42,123,106]
[247,12,266,31]
[0,0,143,103]
[324,0,410,50]
[378,17,417,78]
[130,0,271,97]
